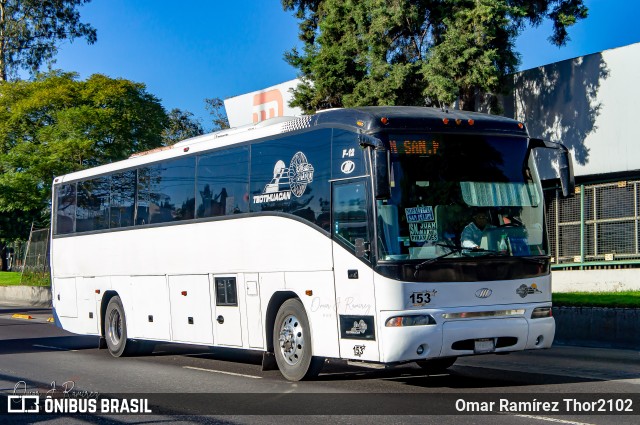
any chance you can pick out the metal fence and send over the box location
[546,180,640,268]
[22,227,51,275]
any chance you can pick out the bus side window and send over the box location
[332,181,369,260]
[197,146,249,218]
[56,183,77,235]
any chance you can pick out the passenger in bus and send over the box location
[461,209,494,248]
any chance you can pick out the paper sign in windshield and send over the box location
[405,206,434,222]
[409,222,438,242]
[405,206,437,242]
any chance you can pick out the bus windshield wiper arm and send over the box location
[414,243,463,272]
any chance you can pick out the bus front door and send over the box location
[332,179,379,362]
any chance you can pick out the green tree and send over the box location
[0,0,97,81]
[162,108,204,145]
[0,71,168,230]
[282,0,588,112]
[204,97,230,131]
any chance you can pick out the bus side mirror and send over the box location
[374,148,391,200]
[529,138,575,198]
[557,146,575,197]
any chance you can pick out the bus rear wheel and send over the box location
[104,295,153,357]
[416,357,457,373]
[273,299,324,381]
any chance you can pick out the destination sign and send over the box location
[389,137,439,155]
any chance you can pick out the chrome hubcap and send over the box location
[278,314,304,366]
[107,308,122,347]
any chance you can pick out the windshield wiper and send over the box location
[413,243,548,276]
[414,243,464,273]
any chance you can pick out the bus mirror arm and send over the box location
[359,133,390,200]
[529,138,575,198]
[373,147,391,200]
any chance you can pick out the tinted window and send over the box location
[56,184,76,234]
[136,167,151,225]
[197,146,249,218]
[215,277,237,306]
[146,157,196,224]
[110,170,136,228]
[333,181,369,259]
[76,176,110,232]
[250,129,331,231]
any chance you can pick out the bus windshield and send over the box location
[377,133,546,261]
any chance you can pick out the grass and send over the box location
[553,291,640,308]
[0,271,50,287]
[0,272,22,286]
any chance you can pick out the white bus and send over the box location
[50,106,574,381]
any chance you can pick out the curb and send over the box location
[553,306,640,350]
[0,285,52,307]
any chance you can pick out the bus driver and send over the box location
[461,209,494,248]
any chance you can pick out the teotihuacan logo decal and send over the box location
[253,151,315,204]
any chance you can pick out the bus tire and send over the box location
[273,298,324,381]
[416,357,457,373]
[104,295,138,357]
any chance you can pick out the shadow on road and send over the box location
[0,335,99,355]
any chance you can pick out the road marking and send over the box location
[32,344,67,351]
[12,314,33,320]
[513,414,596,425]
[183,366,262,379]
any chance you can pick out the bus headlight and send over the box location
[385,315,436,327]
[531,307,552,319]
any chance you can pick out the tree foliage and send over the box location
[282,0,588,113]
[204,97,230,131]
[0,0,97,81]
[162,108,204,146]
[0,72,168,224]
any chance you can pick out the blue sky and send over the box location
[52,0,639,129]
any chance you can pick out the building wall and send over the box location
[508,42,640,178]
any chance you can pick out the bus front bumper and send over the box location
[378,310,555,364]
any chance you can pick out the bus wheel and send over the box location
[273,299,324,381]
[104,295,137,357]
[416,357,457,373]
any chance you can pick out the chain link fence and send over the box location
[22,228,51,275]
[546,180,640,268]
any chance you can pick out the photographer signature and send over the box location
[13,380,99,399]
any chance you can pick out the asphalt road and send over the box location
[1,304,639,425]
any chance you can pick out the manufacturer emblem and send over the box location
[341,160,356,174]
[475,288,493,299]
[516,283,542,298]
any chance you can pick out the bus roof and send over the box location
[313,106,528,135]
[54,106,528,184]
